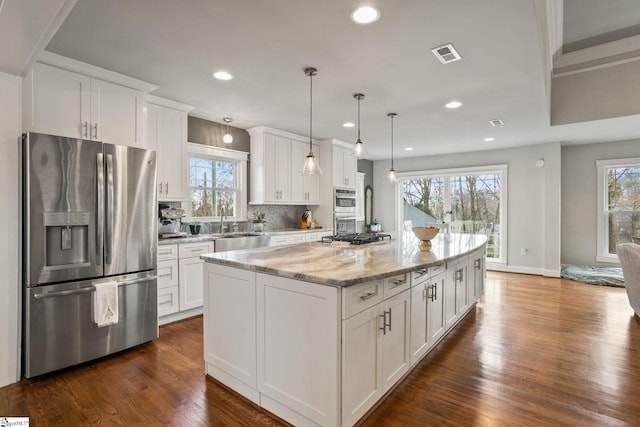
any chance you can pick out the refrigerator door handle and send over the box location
[96,153,104,265]
[33,275,158,299]
[106,154,114,265]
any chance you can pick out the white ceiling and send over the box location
[3,0,640,160]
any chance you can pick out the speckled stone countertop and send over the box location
[201,232,487,287]
[158,228,333,245]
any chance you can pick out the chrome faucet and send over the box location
[219,206,227,234]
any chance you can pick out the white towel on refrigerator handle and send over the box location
[93,281,119,327]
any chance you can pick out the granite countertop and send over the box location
[158,228,333,245]
[201,232,487,287]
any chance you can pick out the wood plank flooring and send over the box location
[2,271,640,426]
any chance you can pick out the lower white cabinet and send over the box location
[342,284,410,427]
[159,241,214,323]
[204,264,258,394]
[445,255,468,329]
[468,248,486,303]
[257,273,339,426]
[410,269,446,364]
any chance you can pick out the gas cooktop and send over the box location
[321,233,392,245]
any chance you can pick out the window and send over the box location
[398,165,507,265]
[186,143,247,221]
[596,157,640,262]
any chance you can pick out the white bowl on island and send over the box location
[412,226,439,250]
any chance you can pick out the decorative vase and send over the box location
[189,224,201,235]
[252,222,264,232]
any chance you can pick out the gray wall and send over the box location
[561,139,640,266]
[372,143,562,275]
[358,159,373,190]
[188,116,250,152]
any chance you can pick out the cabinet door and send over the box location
[178,257,205,310]
[410,280,429,364]
[160,106,187,199]
[90,78,143,146]
[469,250,485,302]
[264,134,291,202]
[428,272,446,346]
[257,274,339,426]
[342,147,356,188]
[342,304,383,427]
[444,262,458,330]
[455,262,468,315]
[25,62,90,138]
[381,290,410,391]
[204,264,257,389]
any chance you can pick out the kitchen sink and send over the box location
[213,233,270,252]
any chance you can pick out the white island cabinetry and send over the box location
[202,235,486,426]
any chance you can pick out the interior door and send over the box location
[103,143,157,276]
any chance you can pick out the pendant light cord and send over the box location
[357,97,361,140]
[390,114,394,169]
[309,71,313,152]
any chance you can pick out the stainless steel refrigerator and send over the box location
[22,132,158,378]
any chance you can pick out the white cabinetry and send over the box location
[157,244,179,317]
[248,126,320,205]
[257,273,339,426]
[468,248,486,303]
[445,256,468,330]
[146,96,191,200]
[204,264,258,399]
[333,145,356,189]
[341,279,410,427]
[410,264,446,364]
[23,59,151,147]
[178,241,214,311]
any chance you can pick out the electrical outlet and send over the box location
[520,248,528,256]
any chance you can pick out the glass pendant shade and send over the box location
[223,117,233,144]
[388,112,397,183]
[302,67,323,175]
[353,93,365,157]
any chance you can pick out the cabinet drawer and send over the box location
[411,267,430,285]
[306,231,333,242]
[269,235,290,246]
[430,262,445,277]
[157,244,178,261]
[158,285,179,317]
[342,280,383,319]
[288,233,306,244]
[157,259,178,289]
[383,273,409,298]
[179,241,214,258]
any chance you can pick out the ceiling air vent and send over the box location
[431,43,462,64]
[489,119,505,127]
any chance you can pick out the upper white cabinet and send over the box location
[332,144,357,189]
[146,96,192,200]
[248,126,319,205]
[23,55,155,147]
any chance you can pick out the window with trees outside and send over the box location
[187,143,247,221]
[596,158,640,263]
[399,165,507,264]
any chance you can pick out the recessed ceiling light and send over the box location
[483,137,495,142]
[489,118,504,127]
[404,147,414,151]
[343,122,355,128]
[351,6,380,24]
[213,71,233,81]
[445,101,463,109]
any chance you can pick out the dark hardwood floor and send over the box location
[2,272,639,426]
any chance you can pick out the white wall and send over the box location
[373,143,562,275]
[0,72,21,386]
[561,139,640,266]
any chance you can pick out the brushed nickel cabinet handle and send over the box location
[359,290,378,301]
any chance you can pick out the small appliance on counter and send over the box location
[370,219,382,232]
[159,204,187,238]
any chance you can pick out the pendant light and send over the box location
[387,112,397,183]
[222,117,233,144]
[353,93,365,157]
[301,67,323,175]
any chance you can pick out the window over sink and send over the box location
[186,143,247,222]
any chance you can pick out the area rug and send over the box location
[560,265,625,288]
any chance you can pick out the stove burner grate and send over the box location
[321,233,392,245]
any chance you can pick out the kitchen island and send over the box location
[201,232,487,427]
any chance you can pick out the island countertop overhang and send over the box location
[201,232,487,287]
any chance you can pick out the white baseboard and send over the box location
[158,307,203,325]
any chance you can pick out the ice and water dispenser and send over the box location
[43,211,92,269]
